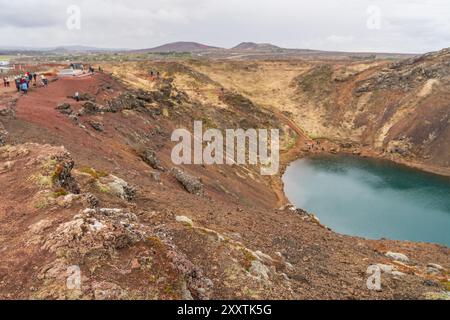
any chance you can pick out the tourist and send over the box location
[20,81,28,94]
[15,77,21,92]
[41,74,48,87]
[2,77,6,88]
[33,73,37,84]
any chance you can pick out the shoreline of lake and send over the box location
[282,154,450,247]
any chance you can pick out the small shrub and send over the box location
[53,188,68,198]
[51,164,63,183]
[443,281,450,291]
[31,174,52,188]
[80,167,108,179]
[241,249,256,271]
[95,181,110,193]
[34,198,49,209]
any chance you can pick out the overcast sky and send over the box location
[0,0,449,53]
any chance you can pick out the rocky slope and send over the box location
[178,48,450,175]
[0,58,448,300]
[291,48,450,174]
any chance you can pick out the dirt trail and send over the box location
[16,75,115,126]
[269,108,312,207]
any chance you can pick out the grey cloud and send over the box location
[0,0,448,53]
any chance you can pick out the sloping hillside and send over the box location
[289,48,450,174]
[0,59,448,300]
[180,49,450,175]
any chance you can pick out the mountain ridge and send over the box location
[134,41,222,53]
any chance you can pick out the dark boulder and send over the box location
[56,103,73,115]
[172,168,204,196]
[80,101,101,115]
[89,121,104,132]
[51,156,80,194]
[141,150,165,171]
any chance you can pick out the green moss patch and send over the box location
[80,167,108,179]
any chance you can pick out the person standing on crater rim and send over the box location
[20,81,28,94]
[41,74,48,87]
[15,77,20,92]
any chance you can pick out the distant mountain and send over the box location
[136,42,222,53]
[0,45,125,54]
[232,42,283,52]
[51,45,124,53]
[0,42,416,59]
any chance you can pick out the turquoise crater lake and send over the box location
[283,155,450,246]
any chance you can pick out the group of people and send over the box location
[69,63,97,74]
[2,72,48,94]
[148,70,161,81]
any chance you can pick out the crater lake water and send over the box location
[283,155,450,246]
